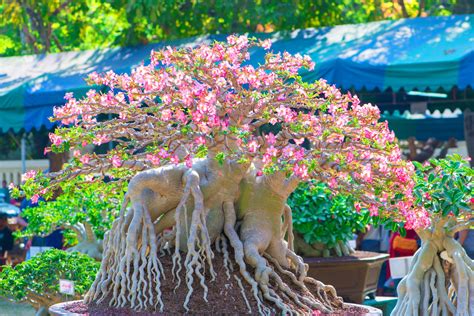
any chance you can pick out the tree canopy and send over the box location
[1,0,469,57]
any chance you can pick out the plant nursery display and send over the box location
[392,155,473,316]
[16,180,125,260]
[22,36,421,314]
[0,249,99,316]
[288,181,369,257]
[17,181,124,260]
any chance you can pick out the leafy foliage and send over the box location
[412,154,473,226]
[0,249,99,302]
[288,181,368,247]
[14,179,125,245]
[1,0,465,56]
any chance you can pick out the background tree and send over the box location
[1,0,469,57]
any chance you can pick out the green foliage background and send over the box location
[1,0,469,57]
[288,181,369,247]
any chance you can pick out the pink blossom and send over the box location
[170,155,179,164]
[328,178,337,188]
[80,155,91,164]
[93,134,110,146]
[49,133,63,146]
[265,133,276,145]
[73,150,81,157]
[111,155,122,168]
[294,138,304,145]
[22,170,37,181]
[256,170,263,177]
[260,39,272,50]
[195,136,206,145]
[293,164,309,179]
[369,204,379,216]
[185,156,193,168]
[161,109,172,121]
[266,146,278,157]
[248,140,259,153]
[146,154,161,165]
[31,194,40,204]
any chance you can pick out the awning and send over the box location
[1,15,473,132]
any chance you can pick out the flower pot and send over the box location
[50,300,382,315]
[305,251,389,304]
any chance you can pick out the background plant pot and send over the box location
[49,300,86,316]
[305,251,389,304]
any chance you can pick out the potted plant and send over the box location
[0,249,99,316]
[14,180,125,260]
[22,36,419,315]
[288,181,389,303]
[392,155,473,316]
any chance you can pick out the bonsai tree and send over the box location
[392,155,473,316]
[23,36,420,314]
[15,180,125,260]
[0,249,99,316]
[288,181,369,257]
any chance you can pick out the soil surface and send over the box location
[69,248,372,315]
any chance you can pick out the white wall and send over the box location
[0,160,49,185]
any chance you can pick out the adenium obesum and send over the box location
[25,35,428,229]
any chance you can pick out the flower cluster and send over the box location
[25,35,427,228]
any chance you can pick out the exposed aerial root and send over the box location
[234,274,252,313]
[222,201,269,315]
[392,236,473,316]
[85,193,164,311]
[168,169,217,311]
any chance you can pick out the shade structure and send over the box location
[0,14,473,133]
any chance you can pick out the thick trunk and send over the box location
[392,224,473,316]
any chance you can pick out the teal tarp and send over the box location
[0,14,473,132]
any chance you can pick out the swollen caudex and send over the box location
[392,219,474,316]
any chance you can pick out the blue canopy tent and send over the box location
[0,15,473,137]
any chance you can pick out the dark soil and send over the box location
[67,248,374,315]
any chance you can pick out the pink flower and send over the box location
[161,109,172,121]
[256,170,263,177]
[354,203,362,213]
[266,146,278,157]
[195,136,206,145]
[328,178,337,188]
[8,183,15,190]
[369,204,378,216]
[73,150,81,157]
[185,156,193,168]
[93,134,110,146]
[260,39,272,50]
[170,155,179,164]
[31,194,40,204]
[80,155,90,164]
[146,154,160,165]
[248,140,259,153]
[294,138,304,145]
[22,170,37,181]
[111,155,122,168]
[49,133,63,146]
[293,164,309,179]
[265,133,276,145]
